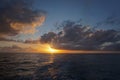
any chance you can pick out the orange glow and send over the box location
[48,46,57,53]
[1,41,119,54]
[36,44,59,54]
[46,46,60,54]
[22,43,120,54]
[10,16,45,34]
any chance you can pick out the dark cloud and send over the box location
[0,0,46,36]
[0,37,12,41]
[40,32,57,43]
[99,41,120,51]
[40,20,120,51]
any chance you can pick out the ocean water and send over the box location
[0,53,120,80]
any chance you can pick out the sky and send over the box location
[34,0,120,30]
[33,0,120,40]
[0,0,120,53]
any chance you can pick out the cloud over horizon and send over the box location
[40,20,120,51]
[0,45,37,53]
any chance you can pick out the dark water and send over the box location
[0,53,120,80]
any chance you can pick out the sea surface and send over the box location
[0,53,120,80]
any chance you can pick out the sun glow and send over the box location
[48,46,58,53]
[25,44,120,54]
[48,46,55,53]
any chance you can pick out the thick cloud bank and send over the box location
[40,21,120,51]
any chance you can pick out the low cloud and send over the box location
[0,44,37,53]
[40,20,120,51]
[0,0,46,37]
[24,39,40,44]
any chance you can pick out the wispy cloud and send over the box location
[97,15,120,30]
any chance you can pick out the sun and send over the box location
[48,45,58,53]
[48,47,55,53]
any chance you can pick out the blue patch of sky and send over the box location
[20,0,120,40]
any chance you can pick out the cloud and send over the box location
[0,37,12,41]
[40,20,120,51]
[40,32,57,43]
[97,15,120,29]
[100,42,120,51]
[0,44,38,53]
[0,45,23,52]
[24,39,40,44]
[0,0,46,36]
[0,36,24,43]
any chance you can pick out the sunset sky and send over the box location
[0,0,120,53]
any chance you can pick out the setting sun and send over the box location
[43,44,59,53]
[48,46,56,53]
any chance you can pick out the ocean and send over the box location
[0,53,120,80]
